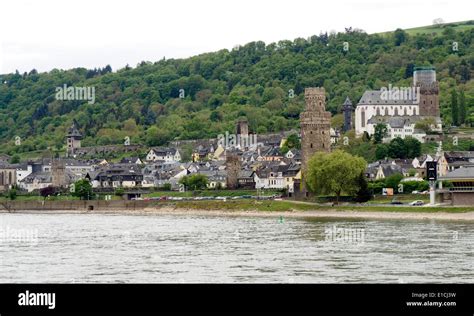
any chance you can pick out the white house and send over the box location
[146,148,181,162]
[16,164,33,186]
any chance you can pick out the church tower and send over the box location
[66,120,82,157]
[342,96,353,132]
[414,66,440,117]
[300,87,331,194]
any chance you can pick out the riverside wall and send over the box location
[0,200,152,212]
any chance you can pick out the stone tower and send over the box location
[52,158,66,188]
[236,118,249,137]
[225,151,241,190]
[300,87,331,194]
[66,120,83,157]
[414,66,440,117]
[342,96,353,132]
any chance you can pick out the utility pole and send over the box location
[426,161,438,206]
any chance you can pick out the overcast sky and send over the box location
[0,0,472,74]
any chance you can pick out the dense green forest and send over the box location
[0,22,473,156]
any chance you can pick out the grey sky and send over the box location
[0,0,472,74]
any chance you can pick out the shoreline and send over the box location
[2,207,474,222]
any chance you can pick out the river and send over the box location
[0,213,472,283]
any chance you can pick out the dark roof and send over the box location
[367,115,427,129]
[343,96,352,107]
[120,157,141,164]
[151,147,178,155]
[440,167,474,180]
[358,90,418,106]
[66,121,83,138]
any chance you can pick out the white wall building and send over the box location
[146,148,181,162]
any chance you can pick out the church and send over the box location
[355,66,442,142]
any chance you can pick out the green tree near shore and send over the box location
[305,150,367,204]
[8,188,17,200]
[71,179,93,200]
[179,174,209,190]
[354,173,372,202]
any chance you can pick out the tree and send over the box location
[71,179,93,200]
[375,144,389,160]
[8,188,17,200]
[9,155,20,164]
[373,123,388,144]
[284,133,301,149]
[451,89,458,126]
[393,29,407,46]
[404,63,415,79]
[179,174,208,190]
[210,111,222,122]
[432,18,444,26]
[384,173,404,190]
[354,173,372,202]
[404,137,421,158]
[388,137,408,159]
[414,118,435,133]
[306,150,367,204]
[362,131,371,142]
[180,144,194,162]
[40,186,57,200]
[145,126,170,146]
[459,90,466,125]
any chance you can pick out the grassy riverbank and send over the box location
[161,200,472,213]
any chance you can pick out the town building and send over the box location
[0,164,17,191]
[146,148,181,162]
[355,67,442,142]
[438,167,474,206]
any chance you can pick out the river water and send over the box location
[0,213,472,283]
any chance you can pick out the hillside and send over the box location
[0,24,473,159]
[404,20,474,36]
[380,20,474,36]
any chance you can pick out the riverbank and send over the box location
[2,200,473,221]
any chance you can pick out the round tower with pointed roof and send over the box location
[342,96,353,132]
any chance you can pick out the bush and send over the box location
[40,186,57,199]
[8,189,17,200]
[384,173,404,190]
[400,180,424,193]
[160,183,172,191]
[368,181,385,195]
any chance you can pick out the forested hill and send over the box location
[0,23,473,155]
